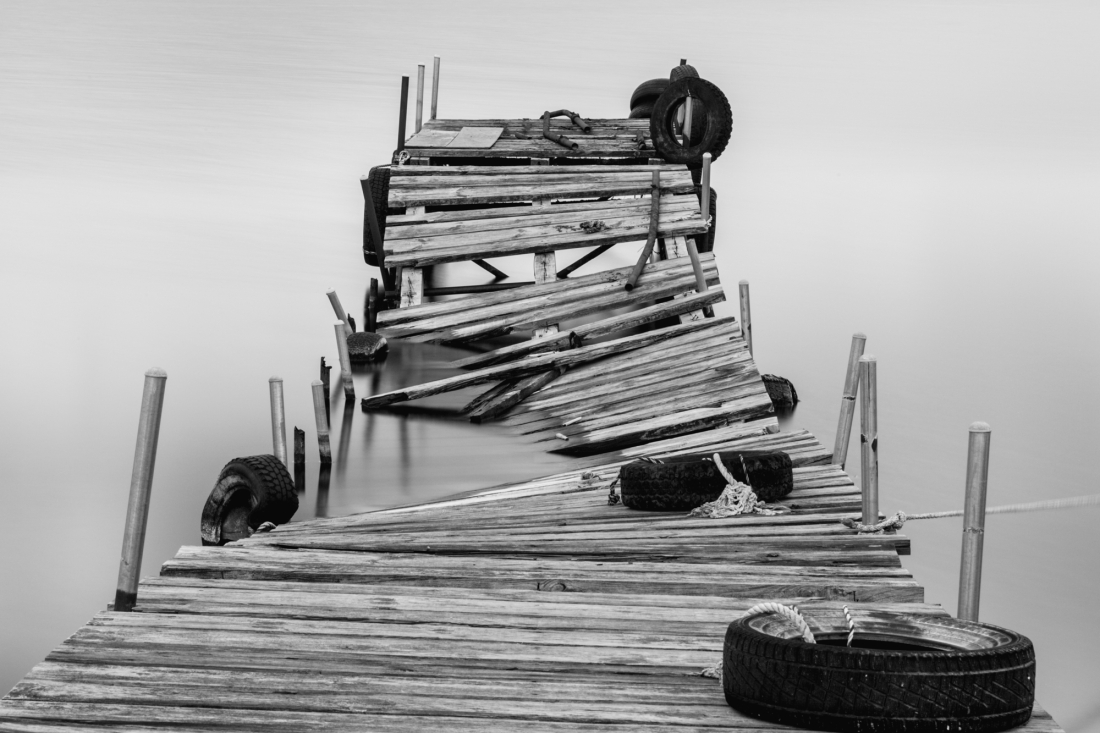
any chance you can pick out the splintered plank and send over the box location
[379,257,720,344]
[361,318,729,408]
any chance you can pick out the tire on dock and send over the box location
[619,450,792,511]
[650,77,733,166]
[629,78,670,110]
[723,611,1036,733]
[201,455,298,546]
[363,165,396,267]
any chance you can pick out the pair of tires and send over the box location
[627,63,699,119]
[200,455,298,546]
[628,65,733,169]
[724,610,1036,733]
[619,450,792,511]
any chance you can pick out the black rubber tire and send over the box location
[201,455,298,546]
[363,165,393,267]
[669,63,699,82]
[694,186,717,253]
[650,77,733,167]
[628,101,655,120]
[619,450,792,511]
[723,611,1036,733]
[762,374,799,407]
[630,78,670,109]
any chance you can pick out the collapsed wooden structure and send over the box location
[0,66,1063,732]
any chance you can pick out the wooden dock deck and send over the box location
[0,109,1064,731]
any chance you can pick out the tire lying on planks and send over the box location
[650,77,733,166]
[619,450,792,511]
[201,455,298,546]
[363,165,401,267]
[723,610,1036,733]
[629,78,670,110]
[629,100,655,120]
[669,63,699,82]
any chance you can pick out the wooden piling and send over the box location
[327,290,353,337]
[311,380,331,465]
[397,75,409,152]
[738,281,752,356]
[415,63,425,134]
[334,322,354,398]
[859,355,878,526]
[700,152,712,223]
[114,368,167,613]
[683,96,693,148]
[958,421,991,622]
[832,333,867,468]
[268,377,287,468]
[319,357,331,427]
[430,56,440,120]
[292,426,305,466]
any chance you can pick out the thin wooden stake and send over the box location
[700,152,712,223]
[114,368,167,612]
[311,380,331,464]
[832,332,867,468]
[415,63,425,133]
[958,421,991,622]
[334,322,354,398]
[683,96,693,148]
[625,171,661,291]
[397,75,409,152]
[859,355,879,526]
[319,357,331,427]
[326,289,353,337]
[268,376,287,467]
[738,280,752,356]
[430,56,440,120]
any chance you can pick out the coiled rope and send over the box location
[842,493,1100,533]
[689,454,787,518]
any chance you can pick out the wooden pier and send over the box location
[0,83,1065,731]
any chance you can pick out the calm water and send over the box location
[3,2,1099,729]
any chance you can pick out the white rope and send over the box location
[842,493,1100,533]
[700,603,815,682]
[843,605,855,647]
[689,454,788,518]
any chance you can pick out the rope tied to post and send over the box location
[689,454,788,518]
[841,493,1100,533]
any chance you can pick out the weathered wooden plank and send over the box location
[361,319,731,408]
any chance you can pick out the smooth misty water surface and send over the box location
[3,2,1100,730]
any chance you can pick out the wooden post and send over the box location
[397,75,409,152]
[832,333,867,468]
[319,357,331,427]
[415,63,425,133]
[293,426,305,465]
[738,281,752,356]
[366,278,379,333]
[114,368,167,612]
[268,376,287,467]
[334,322,354,398]
[958,421,991,622]
[326,289,353,337]
[700,152,712,223]
[859,355,879,526]
[430,56,440,120]
[311,380,332,464]
[683,96,693,147]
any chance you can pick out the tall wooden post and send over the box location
[334,322,354,398]
[114,368,167,612]
[311,380,332,464]
[268,376,287,467]
[958,422,991,621]
[327,289,353,337]
[430,56,440,120]
[415,63,425,133]
[738,281,752,356]
[859,355,879,526]
[397,75,409,152]
[700,152,712,223]
[832,333,867,468]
